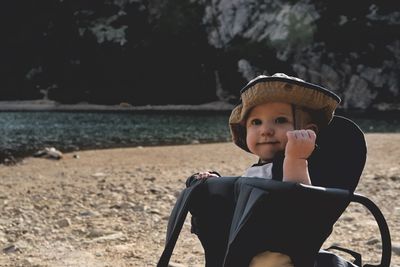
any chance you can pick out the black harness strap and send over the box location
[157,179,205,267]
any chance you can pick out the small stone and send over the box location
[33,147,63,160]
[392,242,400,256]
[144,177,156,182]
[168,262,186,267]
[90,232,125,243]
[340,216,354,222]
[2,244,19,253]
[56,218,71,228]
[21,258,35,266]
[149,209,161,215]
[110,202,135,210]
[87,229,108,238]
[366,238,380,245]
[92,172,106,178]
[79,210,99,217]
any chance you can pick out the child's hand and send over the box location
[193,171,220,179]
[285,129,316,160]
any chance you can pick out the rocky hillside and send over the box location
[2,0,399,109]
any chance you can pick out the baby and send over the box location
[192,73,341,266]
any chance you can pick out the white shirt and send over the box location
[242,163,273,179]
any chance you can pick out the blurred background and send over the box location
[1,0,399,109]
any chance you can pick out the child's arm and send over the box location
[283,129,316,185]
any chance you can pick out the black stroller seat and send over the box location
[157,116,392,267]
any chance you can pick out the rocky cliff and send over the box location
[2,0,399,110]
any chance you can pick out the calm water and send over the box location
[0,111,232,159]
[0,110,399,160]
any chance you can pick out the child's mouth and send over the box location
[259,141,279,145]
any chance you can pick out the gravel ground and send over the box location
[0,134,399,266]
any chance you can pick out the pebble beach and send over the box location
[0,134,399,266]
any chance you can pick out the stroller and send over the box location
[157,116,392,267]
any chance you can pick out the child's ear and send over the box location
[305,123,318,133]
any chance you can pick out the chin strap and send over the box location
[292,104,303,130]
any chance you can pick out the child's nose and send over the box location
[261,124,274,136]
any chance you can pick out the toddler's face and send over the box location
[245,102,294,162]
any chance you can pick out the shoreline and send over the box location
[0,100,235,112]
[1,100,400,121]
[0,141,230,165]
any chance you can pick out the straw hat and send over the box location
[229,73,341,152]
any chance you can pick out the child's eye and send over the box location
[275,117,289,124]
[250,119,262,126]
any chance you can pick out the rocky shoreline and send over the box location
[0,100,235,112]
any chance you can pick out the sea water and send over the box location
[0,111,231,158]
[0,110,399,160]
